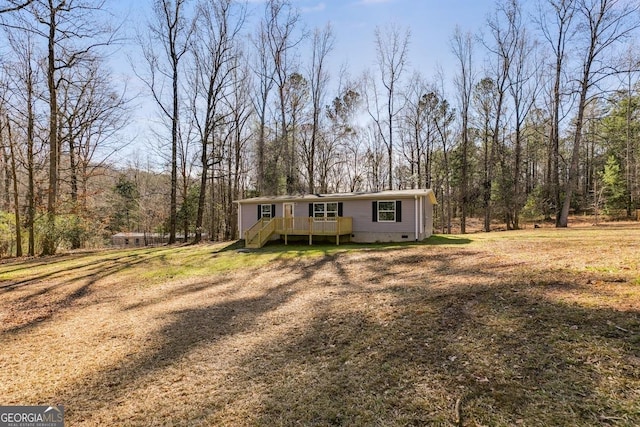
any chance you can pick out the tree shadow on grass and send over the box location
[220,249,638,426]
[0,247,176,291]
[225,234,473,255]
[211,240,246,253]
[9,245,639,426]
[42,253,342,424]
[424,234,473,245]
[0,248,183,334]
[242,278,639,426]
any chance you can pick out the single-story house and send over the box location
[234,189,437,248]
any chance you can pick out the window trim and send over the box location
[312,202,339,221]
[377,200,396,222]
[260,204,273,219]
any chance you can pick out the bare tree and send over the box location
[401,73,423,189]
[473,77,497,231]
[268,0,304,194]
[3,0,116,254]
[223,52,253,239]
[250,8,275,195]
[451,27,476,233]
[558,0,640,227]
[57,57,130,248]
[1,115,22,256]
[2,29,40,255]
[615,44,640,217]
[400,73,441,191]
[363,122,387,191]
[138,0,193,244]
[326,82,362,192]
[535,0,577,226]
[484,0,520,230]
[505,0,539,229]
[250,0,302,195]
[190,0,245,243]
[371,23,410,189]
[430,79,455,234]
[306,23,334,193]
[283,71,308,193]
[0,108,9,212]
[0,124,9,212]
[0,0,32,13]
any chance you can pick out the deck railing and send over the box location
[244,217,353,248]
[275,217,353,236]
[244,218,271,247]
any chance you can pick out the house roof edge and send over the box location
[234,189,438,204]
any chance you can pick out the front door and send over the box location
[283,203,294,230]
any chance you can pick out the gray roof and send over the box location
[234,189,437,204]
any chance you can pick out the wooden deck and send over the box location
[244,217,353,248]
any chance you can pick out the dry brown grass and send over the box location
[0,224,639,426]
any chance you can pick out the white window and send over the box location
[260,204,273,219]
[377,201,396,222]
[313,202,338,221]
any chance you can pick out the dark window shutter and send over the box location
[309,203,313,217]
[396,200,402,222]
[338,202,343,217]
[257,205,262,220]
[271,204,276,218]
[372,201,378,222]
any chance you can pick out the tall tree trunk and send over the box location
[387,89,393,190]
[257,103,267,194]
[551,64,562,227]
[195,139,208,243]
[68,121,81,249]
[558,0,638,226]
[373,24,410,191]
[624,71,633,217]
[309,25,333,195]
[452,28,474,234]
[513,125,523,229]
[559,82,589,226]
[233,121,242,239]
[1,135,9,211]
[42,0,59,256]
[142,0,193,244]
[169,62,178,244]
[26,66,36,256]
[483,118,493,232]
[5,117,22,257]
[490,89,506,230]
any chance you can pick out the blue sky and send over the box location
[112,0,497,82]
[294,0,495,72]
[109,0,499,160]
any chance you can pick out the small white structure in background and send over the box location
[111,232,207,247]
[111,232,165,247]
[234,189,437,248]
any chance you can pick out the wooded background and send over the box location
[0,0,639,256]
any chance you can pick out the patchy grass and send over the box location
[0,226,639,426]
